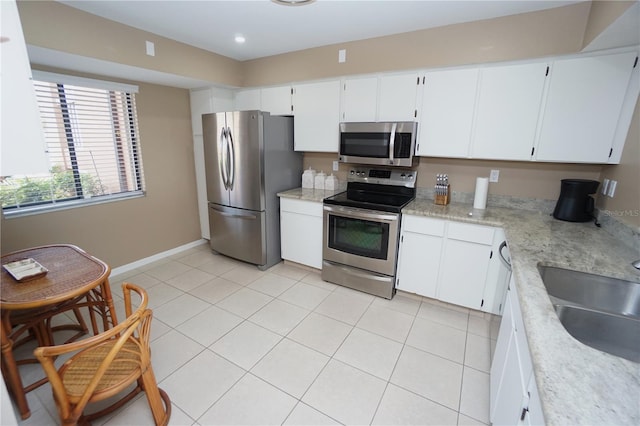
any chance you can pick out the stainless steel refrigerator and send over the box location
[202,111,302,270]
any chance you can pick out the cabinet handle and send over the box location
[520,407,529,421]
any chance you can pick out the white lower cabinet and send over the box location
[396,215,506,313]
[437,221,494,310]
[395,216,445,297]
[491,277,545,425]
[279,198,323,269]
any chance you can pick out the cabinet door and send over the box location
[341,76,378,122]
[490,285,515,419]
[535,52,636,163]
[523,375,545,426]
[293,80,341,152]
[262,85,292,116]
[416,68,479,157]
[378,72,420,121]
[437,239,491,309]
[492,331,528,426]
[235,88,261,111]
[471,62,548,161]
[190,88,213,135]
[396,231,443,298]
[280,202,323,269]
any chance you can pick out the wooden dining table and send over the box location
[0,244,118,420]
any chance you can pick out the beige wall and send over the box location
[304,153,602,201]
[1,71,201,267]
[17,0,243,87]
[242,2,591,86]
[597,98,640,228]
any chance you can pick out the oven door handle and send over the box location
[323,205,398,222]
[331,263,391,282]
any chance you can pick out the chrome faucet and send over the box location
[633,259,640,270]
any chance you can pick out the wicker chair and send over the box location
[33,283,171,426]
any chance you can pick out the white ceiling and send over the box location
[58,0,585,61]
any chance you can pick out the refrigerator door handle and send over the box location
[219,127,229,190]
[227,126,236,190]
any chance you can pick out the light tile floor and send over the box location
[13,243,500,426]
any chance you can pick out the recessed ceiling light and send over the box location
[271,0,315,6]
[235,35,246,44]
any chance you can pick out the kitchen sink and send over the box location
[538,265,640,362]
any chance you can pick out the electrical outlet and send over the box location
[332,160,339,172]
[489,169,500,183]
[338,49,346,63]
[607,180,617,198]
[601,179,610,195]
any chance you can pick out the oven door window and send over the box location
[340,132,390,158]
[328,214,389,259]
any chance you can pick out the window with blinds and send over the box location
[0,72,145,214]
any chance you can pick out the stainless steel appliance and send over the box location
[339,122,418,167]
[322,167,417,299]
[203,111,302,270]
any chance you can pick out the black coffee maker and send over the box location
[553,179,600,222]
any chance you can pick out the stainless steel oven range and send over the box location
[322,167,417,299]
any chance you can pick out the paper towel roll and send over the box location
[473,177,489,210]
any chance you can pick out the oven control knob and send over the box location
[408,174,413,179]
[400,173,406,179]
[350,170,355,175]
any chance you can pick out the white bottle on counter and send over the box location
[302,167,316,189]
[314,171,326,190]
[325,174,339,190]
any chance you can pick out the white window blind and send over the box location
[0,73,145,214]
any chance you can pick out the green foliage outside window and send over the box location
[0,166,105,208]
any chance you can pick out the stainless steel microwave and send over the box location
[338,122,418,167]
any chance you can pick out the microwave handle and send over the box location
[388,122,397,163]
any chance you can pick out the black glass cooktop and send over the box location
[324,183,415,213]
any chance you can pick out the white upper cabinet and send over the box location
[261,85,292,116]
[234,88,261,111]
[292,80,341,152]
[534,51,637,163]
[1,0,48,176]
[471,62,548,161]
[341,76,378,122]
[378,71,420,121]
[416,68,479,157]
[340,72,419,122]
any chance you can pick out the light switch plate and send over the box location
[332,160,339,171]
[338,49,346,63]
[489,169,499,183]
[145,41,155,56]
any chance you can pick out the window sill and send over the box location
[2,191,145,219]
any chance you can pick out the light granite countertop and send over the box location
[277,187,345,203]
[277,188,640,425]
[405,197,640,426]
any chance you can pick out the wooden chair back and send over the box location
[34,283,170,425]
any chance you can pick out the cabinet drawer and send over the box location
[280,198,322,217]
[402,215,446,237]
[447,221,494,245]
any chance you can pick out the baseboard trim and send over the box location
[110,239,208,277]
